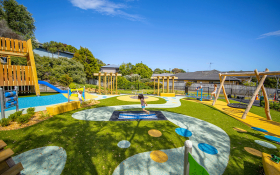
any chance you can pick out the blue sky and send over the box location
[18,0,280,72]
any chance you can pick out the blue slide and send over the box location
[38,80,68,93]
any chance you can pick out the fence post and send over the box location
[15,86,19,112]
[67,87,70,103]
[184,140,192,175]
[0,88,5,119]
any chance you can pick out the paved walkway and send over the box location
[72,97,230,175]
[189,99,280,137]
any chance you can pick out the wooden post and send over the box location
[157,76,160,96]
[255,69,271,120]
[162,76,165,93]
[167,76,170,93]
[219,75,229,104]
[242,69,268,119]
[104,72,107,95]
[115,73,118,94]
[110,73,112,95]
[154,78,155,94]
[172,76,175,93]
[212,74,226,106]
[98,72,101,95]
[107,74,109,91]
[113,76,115,93]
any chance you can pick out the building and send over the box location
[100,64,120,73]
[33,43,74,58]
[173,70,241,85]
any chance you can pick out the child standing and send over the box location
[138,94,150,114]
[77,90,83,103]
[210,84,217,100]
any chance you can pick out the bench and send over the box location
[46,101,81,116]
[0,140,24,175]
[262,152,280,175]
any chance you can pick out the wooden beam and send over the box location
[2,163,24,175]
[162,76,165,93]
[0,140,7,150]
[242,69,268,119]
[153,79,155,94]
[220,75,229,104]
[167,76,170,93]
[157,76,160,96]
[212,74,226,106]
[220,72,256,77]
[172,76,175,93]
[93,73,122,76]
[104,72,107,95]
[256,69,271,120]
[0,148,14,162]
[259,71,280,76]
[151,76,178,80]
[110,73,112,95]
[115,72,118,94]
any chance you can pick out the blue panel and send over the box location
[175,128,192,137]
[251,127,268,132]
[198,143,218,155]
[5,91,16,97]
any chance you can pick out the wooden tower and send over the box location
[0,37,40,96]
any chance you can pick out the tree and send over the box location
[180,69,186,73]
[65,45,77,53]
[1,0,37,48]
[119,63,135,76]
[132,63,153,78]
[0,19,23,39]
[162,69,172,73]
[172,68,181,74]
[153,68,163,74]
[55,42,64,57]
[72,47,99,81]
[42,42,51,57]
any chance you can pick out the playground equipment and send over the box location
[67,87,85,102]
[0,37,40,96]
[184,140,209,175]
[185,88,211,101]
[0,87,19,119]
[38,80,67,93]
[150,76,178,97]
[212,69,280,120]
[0,140,24,175]
[93,72,122,95]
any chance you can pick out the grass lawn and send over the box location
[18,92,59,98]
[0,97,279,174]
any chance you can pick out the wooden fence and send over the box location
[0,37,28,56]
[0,65,34,86]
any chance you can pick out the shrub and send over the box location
[39,111,50,119]
[145,82,162,89]
[60,74,73,87]
[49,76,57,84]
[0,118,10,127]
[69,83,77,89]
[27,107,35,115]
[17,115,31,124]
[8,111,22,122]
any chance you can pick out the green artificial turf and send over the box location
[18,92,59,98]
[0,97,279,175]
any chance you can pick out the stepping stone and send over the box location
[150,150,168,163]
[251,127,268,132]
[117,140,131,148]
[254,140,277,149]
[198,143,218,155]
[148,129,162,137]
[244,147,262,157]
[175,128,192,137]
[265,135,280,143]
[233,127,247,133]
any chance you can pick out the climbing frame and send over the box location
[93,72,122,95]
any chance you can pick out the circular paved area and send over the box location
[150,151,168,163]
[118,140,131,148]
[244,147,262,157]
[148,129,162,137]
[117,95,160,102]
[255,140,277,149]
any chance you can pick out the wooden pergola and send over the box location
[151,76,178,96]
[212,68,280,120]
[93,72,122,95]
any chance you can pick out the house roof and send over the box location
[152,73,174,77]
[101,64,120,68]
[175,70,240,81]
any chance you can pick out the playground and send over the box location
[0,37,280,175]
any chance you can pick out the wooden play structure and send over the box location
[0,37,40,96]
[0,140,24,175]
[151,76,178,97]
[93,72,122,95]
[212,69,280,120]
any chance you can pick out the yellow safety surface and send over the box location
[117,95,159,102]
[160,93,175,97]
[62,93,98,101]
[150,150,168,163]
[148,129,162,137]
[187,99,280,137]
[262,152,280,175]
[46,101,80,116]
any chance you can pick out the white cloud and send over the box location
[70,0,143,21]
[257,30,280,39]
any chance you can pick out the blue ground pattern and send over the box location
[0,94,68,112]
